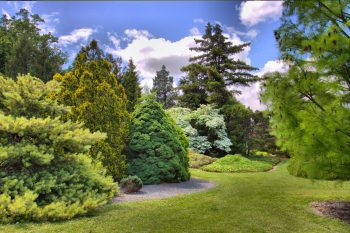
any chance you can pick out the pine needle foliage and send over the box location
[0,75,116,223]
[126,95,190,184]
[53,40,130,181]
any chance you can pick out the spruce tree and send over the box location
[178,23,257,108]
[0,75,116,223]
[126,95,190,184]
[152,65,177,109]
[119,59,141,112]
[54,40,130,181]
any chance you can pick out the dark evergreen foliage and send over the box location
[126,95,190,184]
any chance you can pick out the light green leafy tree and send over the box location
[168,105,232,156]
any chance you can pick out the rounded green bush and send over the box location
[0,75,117,223]
[126,95,190,184]
[120,176,143,193]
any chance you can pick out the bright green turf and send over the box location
[1,162,350,233]
[201,154,274,172]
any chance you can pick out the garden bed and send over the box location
[310,201,350,224]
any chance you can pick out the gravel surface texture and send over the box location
[113,178,215,202]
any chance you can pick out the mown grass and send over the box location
[188,150,217,168]
[201,154,275,172]
[1,162,350,233]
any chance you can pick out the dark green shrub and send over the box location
[120,176,143,193]
[0,75,117,223]
[188,151,217,168]
[126,95,190,184]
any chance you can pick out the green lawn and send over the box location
[1,162,350,233]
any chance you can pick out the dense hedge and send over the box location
[0,75,116,223]
[126,95,190,184]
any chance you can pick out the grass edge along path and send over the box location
[1,162,350,233]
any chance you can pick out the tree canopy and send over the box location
[152,65,177,109]
[53,40,130,181]
[0,9,66,82]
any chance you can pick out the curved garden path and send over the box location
[113,178,216,202]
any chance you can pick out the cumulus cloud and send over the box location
[59,28,96,46]
[106,28,251,89]
[237,60,289,111]
[124,29,152,40]
[189,27,201,36]
[38,12,60,34]
[240,1,283,27]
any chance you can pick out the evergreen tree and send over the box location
[262,0,350,179]
[0,75,116,223]
[127,95,190,184]
[178,23,257,108]
[54,40,130,181]
[0,9,66,82]
[119,59,141,112]
[152,65,177,109]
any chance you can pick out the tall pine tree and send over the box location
[119,59,141,112]
[178,23,257,108]
[152,65,177,109]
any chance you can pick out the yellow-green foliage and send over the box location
[126,95,190,184]
[0,75,117,223]
[53,41,130,180]
[188,151,217,168]
[202,154,273,173]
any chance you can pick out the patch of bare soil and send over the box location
[310,201,350,224]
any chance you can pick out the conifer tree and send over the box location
[0,75,116,223]
[54,40,130,181]
[119,59,141,112]
[0,9,66,82]
[127,95,190,184]
[152,65,177,109]
[178,23,257,108]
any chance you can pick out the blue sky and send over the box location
[0,1,288,110]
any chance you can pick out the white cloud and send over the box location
[59,28,96,46]
[189,27,201,36]
[193,18,205,24]
[7,1,36,13]
[38,12,60,34]
[107,32,121,49]
[1,8,10,18]
[240,1,283,27]
[106,29,251,89]
[124,29,152,40]
[237,60,289,111]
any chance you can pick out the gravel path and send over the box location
[113,178,216,203]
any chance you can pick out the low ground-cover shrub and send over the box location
[120,176,143,193]
[188,151,217,168]
[201,154,273,173]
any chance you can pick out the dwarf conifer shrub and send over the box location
[120,176,143,193]
[126,95,190,184]
[0,75,117,223]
